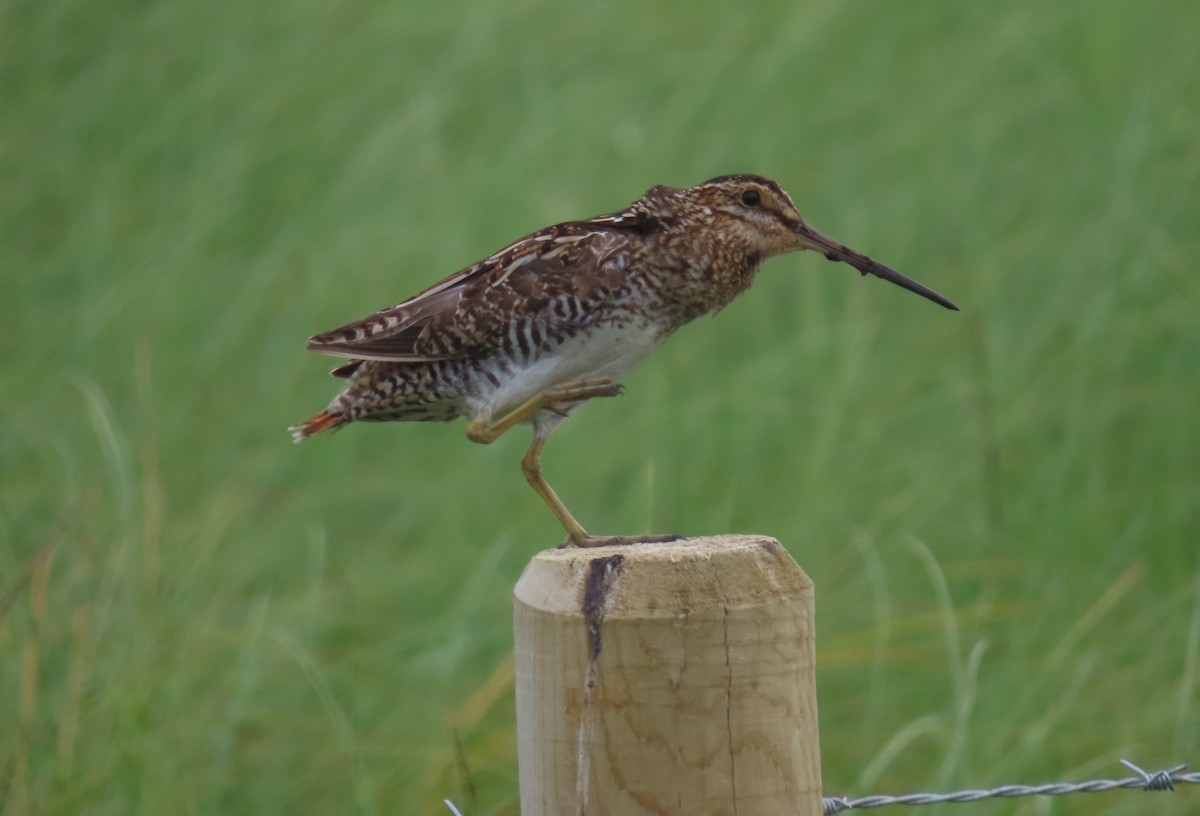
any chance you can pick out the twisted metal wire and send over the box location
[821,760,1197,814]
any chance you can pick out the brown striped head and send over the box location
[681,174,959,310]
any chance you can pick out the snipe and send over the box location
[291,174,957,546]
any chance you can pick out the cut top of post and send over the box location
[513,534,813,619]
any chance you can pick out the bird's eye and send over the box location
[741,189,761,207]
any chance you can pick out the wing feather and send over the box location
[305,221,636,363]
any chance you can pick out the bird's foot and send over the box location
[558,533,684,549]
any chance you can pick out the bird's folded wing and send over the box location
[305,229,621,363]
[305,283,468,362]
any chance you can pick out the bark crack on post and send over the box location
[576,554,625,815]
[723,606,739,816]
[582,554,625,661]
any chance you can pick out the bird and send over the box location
[290,174,957,547]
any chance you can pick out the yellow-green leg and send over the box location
[465,379,623,445]
[519,433,592,544]
[465,379,681,547]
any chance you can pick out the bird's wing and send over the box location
[305,222,637,363]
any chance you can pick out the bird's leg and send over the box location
[520,433,593,544]
[464,379,623,444]
[465,378,682,548]
[519,435,684,548]
[464,379,616,544]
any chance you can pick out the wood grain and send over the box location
[514,535,821,816]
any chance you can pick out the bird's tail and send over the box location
[289,409,348,443]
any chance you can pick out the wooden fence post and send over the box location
[513,534,821,816]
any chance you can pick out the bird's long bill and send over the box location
[795,223,959,311]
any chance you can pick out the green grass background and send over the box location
[3,0,1199,813]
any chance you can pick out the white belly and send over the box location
[466,321,667,421]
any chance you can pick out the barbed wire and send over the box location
[444,760,1198,815]
[821,760,1196,813]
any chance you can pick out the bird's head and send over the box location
[676,174,958,311]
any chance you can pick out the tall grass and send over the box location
[2,0,1198,813]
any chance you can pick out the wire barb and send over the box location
[1119,758,1180,792]
[821,760,1198,813]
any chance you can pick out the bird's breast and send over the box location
[636,242,761,321]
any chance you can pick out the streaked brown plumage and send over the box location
[291,174,957,546]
